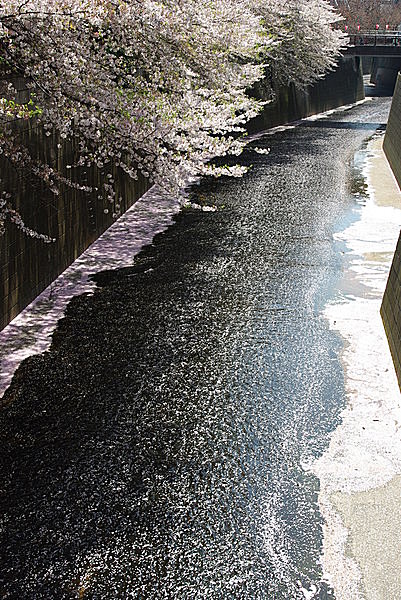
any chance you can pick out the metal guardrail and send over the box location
[349,31,401,47]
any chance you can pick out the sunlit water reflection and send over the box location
[0,98,394,599]
[311,132,401,599]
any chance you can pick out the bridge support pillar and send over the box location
[371,57,401,92]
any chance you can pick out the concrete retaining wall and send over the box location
[0,57,365,331]
[0,120,150,330]
[381,234,401,390]
[248,57,364,133]
[384,73,401,189]
[382,72,401,389]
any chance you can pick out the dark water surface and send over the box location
[0,98,391,599]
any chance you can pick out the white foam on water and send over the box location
[298,582,318,600]
[0,185,181,399]
[308,136,401,598]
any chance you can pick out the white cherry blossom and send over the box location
[0,0,345,237]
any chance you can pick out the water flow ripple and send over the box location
[0,98,394,599]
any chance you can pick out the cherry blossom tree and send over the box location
[0,0,345,239]
[259,0,347,85]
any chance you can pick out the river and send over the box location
[0,97,399,599]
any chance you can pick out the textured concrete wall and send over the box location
[0,120,150,330]
[384,73,401,190]
[381,234,401,390]
[382,73,401,389]
[248,57,364,133]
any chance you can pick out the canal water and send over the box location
[0,98,395,599]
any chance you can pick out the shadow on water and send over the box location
[0,97,393,600]
[364,81,394,98]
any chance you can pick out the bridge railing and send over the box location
[349,31,401,47]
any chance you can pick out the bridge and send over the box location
[344,31,401,57]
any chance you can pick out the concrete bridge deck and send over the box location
[344,31,401,57]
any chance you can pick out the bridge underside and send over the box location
[344,46,401,58]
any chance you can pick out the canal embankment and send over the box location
[249,56,364,133]
[383,72,401,189]
[381,71,401,389]
[312,133,401,599]
[0,95,393,599]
